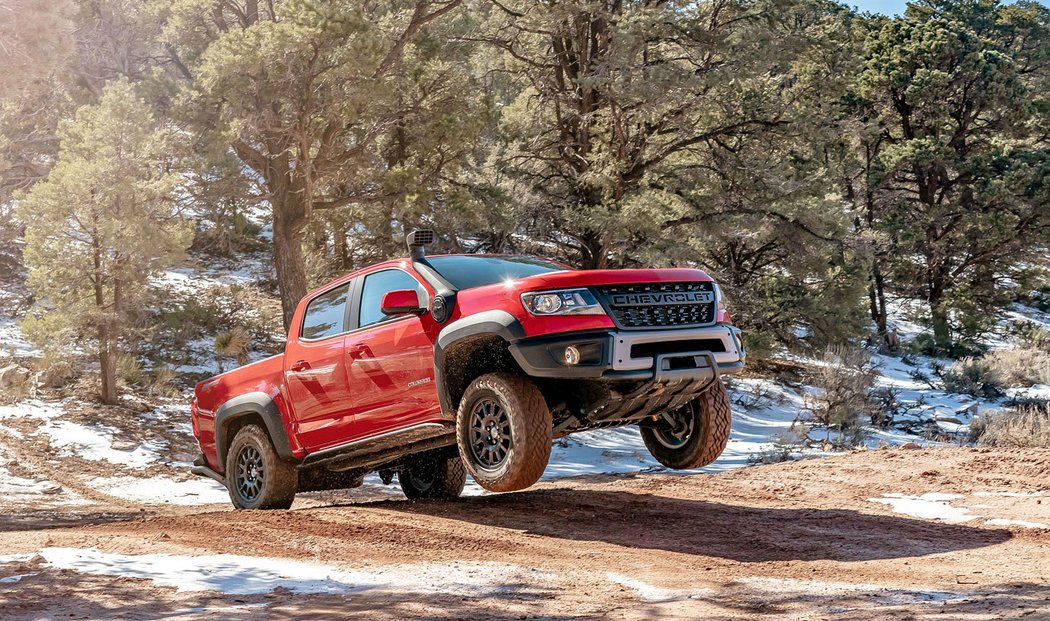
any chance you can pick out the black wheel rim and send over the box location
[407,458,435,491]
[651,404,696,450]
[469,398,512,469]
[235,444,265,503]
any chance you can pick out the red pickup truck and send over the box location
[190,231,745,509]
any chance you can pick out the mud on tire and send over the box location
[225,424,299,510]
[456,372,552,493]
[640,377,732,470]
[399,453,467,500]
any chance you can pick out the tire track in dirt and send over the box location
[0,426,144,511]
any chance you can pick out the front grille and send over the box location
[594,282,715,329]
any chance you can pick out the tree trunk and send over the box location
[868,261,888,335]
[579,230,609,269]
[272,204,309,330]
[333,225,349,271]
[98,326,118,405]
[928,284,951,351]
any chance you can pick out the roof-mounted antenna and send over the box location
[406,229,435,261]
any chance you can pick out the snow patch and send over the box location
[867,493,975,523]
[985,518,1048,529]
[0,317,39,358]
[607,573,708,602]
[89,476,230,505]
[39,420,165,469]
[0,443,87,507]
[739,577,964,606]
[0,573,37,584]
[37,548,549,596]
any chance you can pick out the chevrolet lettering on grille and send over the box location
[610,291,714,306]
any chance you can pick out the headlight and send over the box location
[713,283,728,312]
[521,289,605,316]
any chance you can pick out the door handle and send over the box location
[291,360,310,372]
[347,343,369,358]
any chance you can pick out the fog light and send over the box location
[564,345,581,366]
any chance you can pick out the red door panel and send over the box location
[342,268,441,440]
[284,283,355,451]
[344,315,439,439]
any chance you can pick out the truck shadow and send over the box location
[385,488,1013,563]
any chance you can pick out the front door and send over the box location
[343,268,440,440]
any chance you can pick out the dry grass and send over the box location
[942,347,1050,397]
[974,404,1050,448]
[983,346,1050,387]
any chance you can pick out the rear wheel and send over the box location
[225,425,298,510]
[456,373,552,493]
[399,453,466,499]
[640,377,732,470]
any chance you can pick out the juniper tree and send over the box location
[18,80,191,404]
[162,0,471,327]
[857,0,1050,351]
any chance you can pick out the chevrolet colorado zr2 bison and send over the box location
[190,230,745,509]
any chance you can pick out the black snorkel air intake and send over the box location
[406,229,457,323]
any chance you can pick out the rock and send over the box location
[38,362,75,388]
[900,442,922,450]
[0,364,30,388]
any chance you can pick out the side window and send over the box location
[358,270,425,328]
[301,285,349,340]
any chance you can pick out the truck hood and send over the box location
[506,267,713,291]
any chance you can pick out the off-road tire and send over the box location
[225,424,298,510]
[399,453,467,499]
[456,372,552,493]
[640,377,732,470]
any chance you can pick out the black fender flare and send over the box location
[214,391,296,468]
[434,310,526,416]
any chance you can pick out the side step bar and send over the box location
[190,454,227,486]
[299,422,457,472]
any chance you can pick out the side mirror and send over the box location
[381,289,425,316]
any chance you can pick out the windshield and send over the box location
[426,255,568,290]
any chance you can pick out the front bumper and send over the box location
[508,324,745,383]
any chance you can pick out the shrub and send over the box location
[973,404,1050,448]
[940,357,1003,398]
[116,353,146,386]
[150,364,181,398]
[983,347,1050,387]
[805,346,881,445]
[1006,322,1050,353]
[214,327,250,372]
[746,429,807,465]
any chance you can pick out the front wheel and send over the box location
[225,425,299,510]
[399,453,467,499]
[456,373,552,493]
[640,378,732,470]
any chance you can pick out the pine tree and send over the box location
[18,80,191,404]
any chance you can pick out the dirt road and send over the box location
[2,447,1049,620]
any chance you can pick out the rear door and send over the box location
[343,268,440,439]
[284,282,356,451]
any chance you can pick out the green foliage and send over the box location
[940,356,1004,397]
[214,327,250,372]
[3,0,1050,366]
[16,80,192,403]
[856,0,1050,350]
